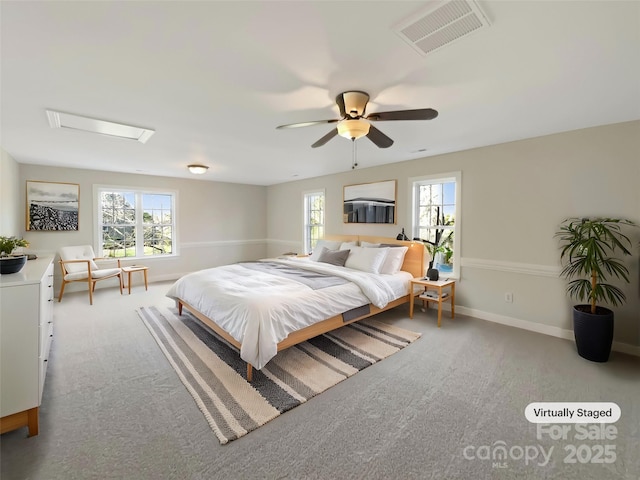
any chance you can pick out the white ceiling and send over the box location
[2,1,639,186]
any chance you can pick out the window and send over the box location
[410,172,461,278]
[95,186,177,259]
[303,190,325,254]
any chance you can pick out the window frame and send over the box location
[409,171,461,279]
[303,189,325,254]
[94,184,178,260]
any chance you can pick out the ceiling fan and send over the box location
[276,91,438,149]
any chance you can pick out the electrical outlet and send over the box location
[505,292,513,303]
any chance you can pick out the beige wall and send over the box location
[267,121,640,350]
[1,148,21,236]
[10,164,267,292]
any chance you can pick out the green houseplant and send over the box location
[0,236,30,274]
[556,217,636,362]
[0,236,29,256]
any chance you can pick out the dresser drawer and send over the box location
[39,320,54,358]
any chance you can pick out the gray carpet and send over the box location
[1,281,638,480]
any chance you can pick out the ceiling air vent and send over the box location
[46,110,155,143]
[393,0,490,56]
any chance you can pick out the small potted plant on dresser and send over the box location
[556,217,637,362]
[0,236,30,274]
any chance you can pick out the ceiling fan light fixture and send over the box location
[187,164,209,174]
[337,119,370,140]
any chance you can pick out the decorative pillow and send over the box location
[309,240,342,261]
[380,246,409,275]
[317,248,350,267]
[339,241,358,250]
[360,241,381,248]
[344,246,389,274]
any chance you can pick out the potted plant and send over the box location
[556,217,637,362]
[424,209,454,278]
[0,236,30,274]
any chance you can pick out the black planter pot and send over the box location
[426,268,439,281]
[572,305,614,362]
[0,255,27,274]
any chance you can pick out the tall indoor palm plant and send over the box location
[556,217,636,361]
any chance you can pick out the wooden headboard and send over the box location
[324,234,424,278]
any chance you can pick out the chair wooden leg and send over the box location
[58,280,67,302]
[118,274,123,295]
[88,279,94,305]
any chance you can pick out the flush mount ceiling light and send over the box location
[46,110,155,143]
[187,164,209,174]
[337,118,370,140]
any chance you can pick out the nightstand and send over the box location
[409,278,456,327]
[121,265,149,294]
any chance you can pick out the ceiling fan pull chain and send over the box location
[352,138,358,169]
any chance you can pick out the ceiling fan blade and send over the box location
[276,119,339,129]
[366,108,438,122]
[336,93,346,118]
[366,124,394,148]
[311,128,338,148]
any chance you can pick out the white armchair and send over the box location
[58,245,123,304]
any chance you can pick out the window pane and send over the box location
[99,189,175,258]
[443,182,455,204]
[304,192,325,253]
[143,194,172,225]
[415,178,458,275]
[143,225,172,256]
[101,226,136,258]
[443,205,455,222]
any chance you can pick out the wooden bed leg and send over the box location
[247,363,253,382]
[178,302,183,315]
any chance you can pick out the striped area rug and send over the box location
[137,306,421,444]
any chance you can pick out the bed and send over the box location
[166,235,424,380]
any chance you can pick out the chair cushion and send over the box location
[59,245,99,273]
[64,271,91,281]
[92,268,121,279]
[64,267,120,281]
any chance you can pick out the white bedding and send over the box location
[166,258,412,369]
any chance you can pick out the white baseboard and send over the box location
[151,273,186,283]
[455,305,640,357]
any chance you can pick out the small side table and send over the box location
[121,265,149,294]
[409,278,456,327]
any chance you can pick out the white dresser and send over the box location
[0,256,54,436]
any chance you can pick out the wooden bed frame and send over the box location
[176,235,425,381]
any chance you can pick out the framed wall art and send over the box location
[26,181,79,231]
[343,179,396,224]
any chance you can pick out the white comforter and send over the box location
[166,258,411,369]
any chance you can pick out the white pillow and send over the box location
[380,246,409,275]
[309,240,342,261]
[340,241,358,250]
[360,241,381,248]
[345,246,389,274]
